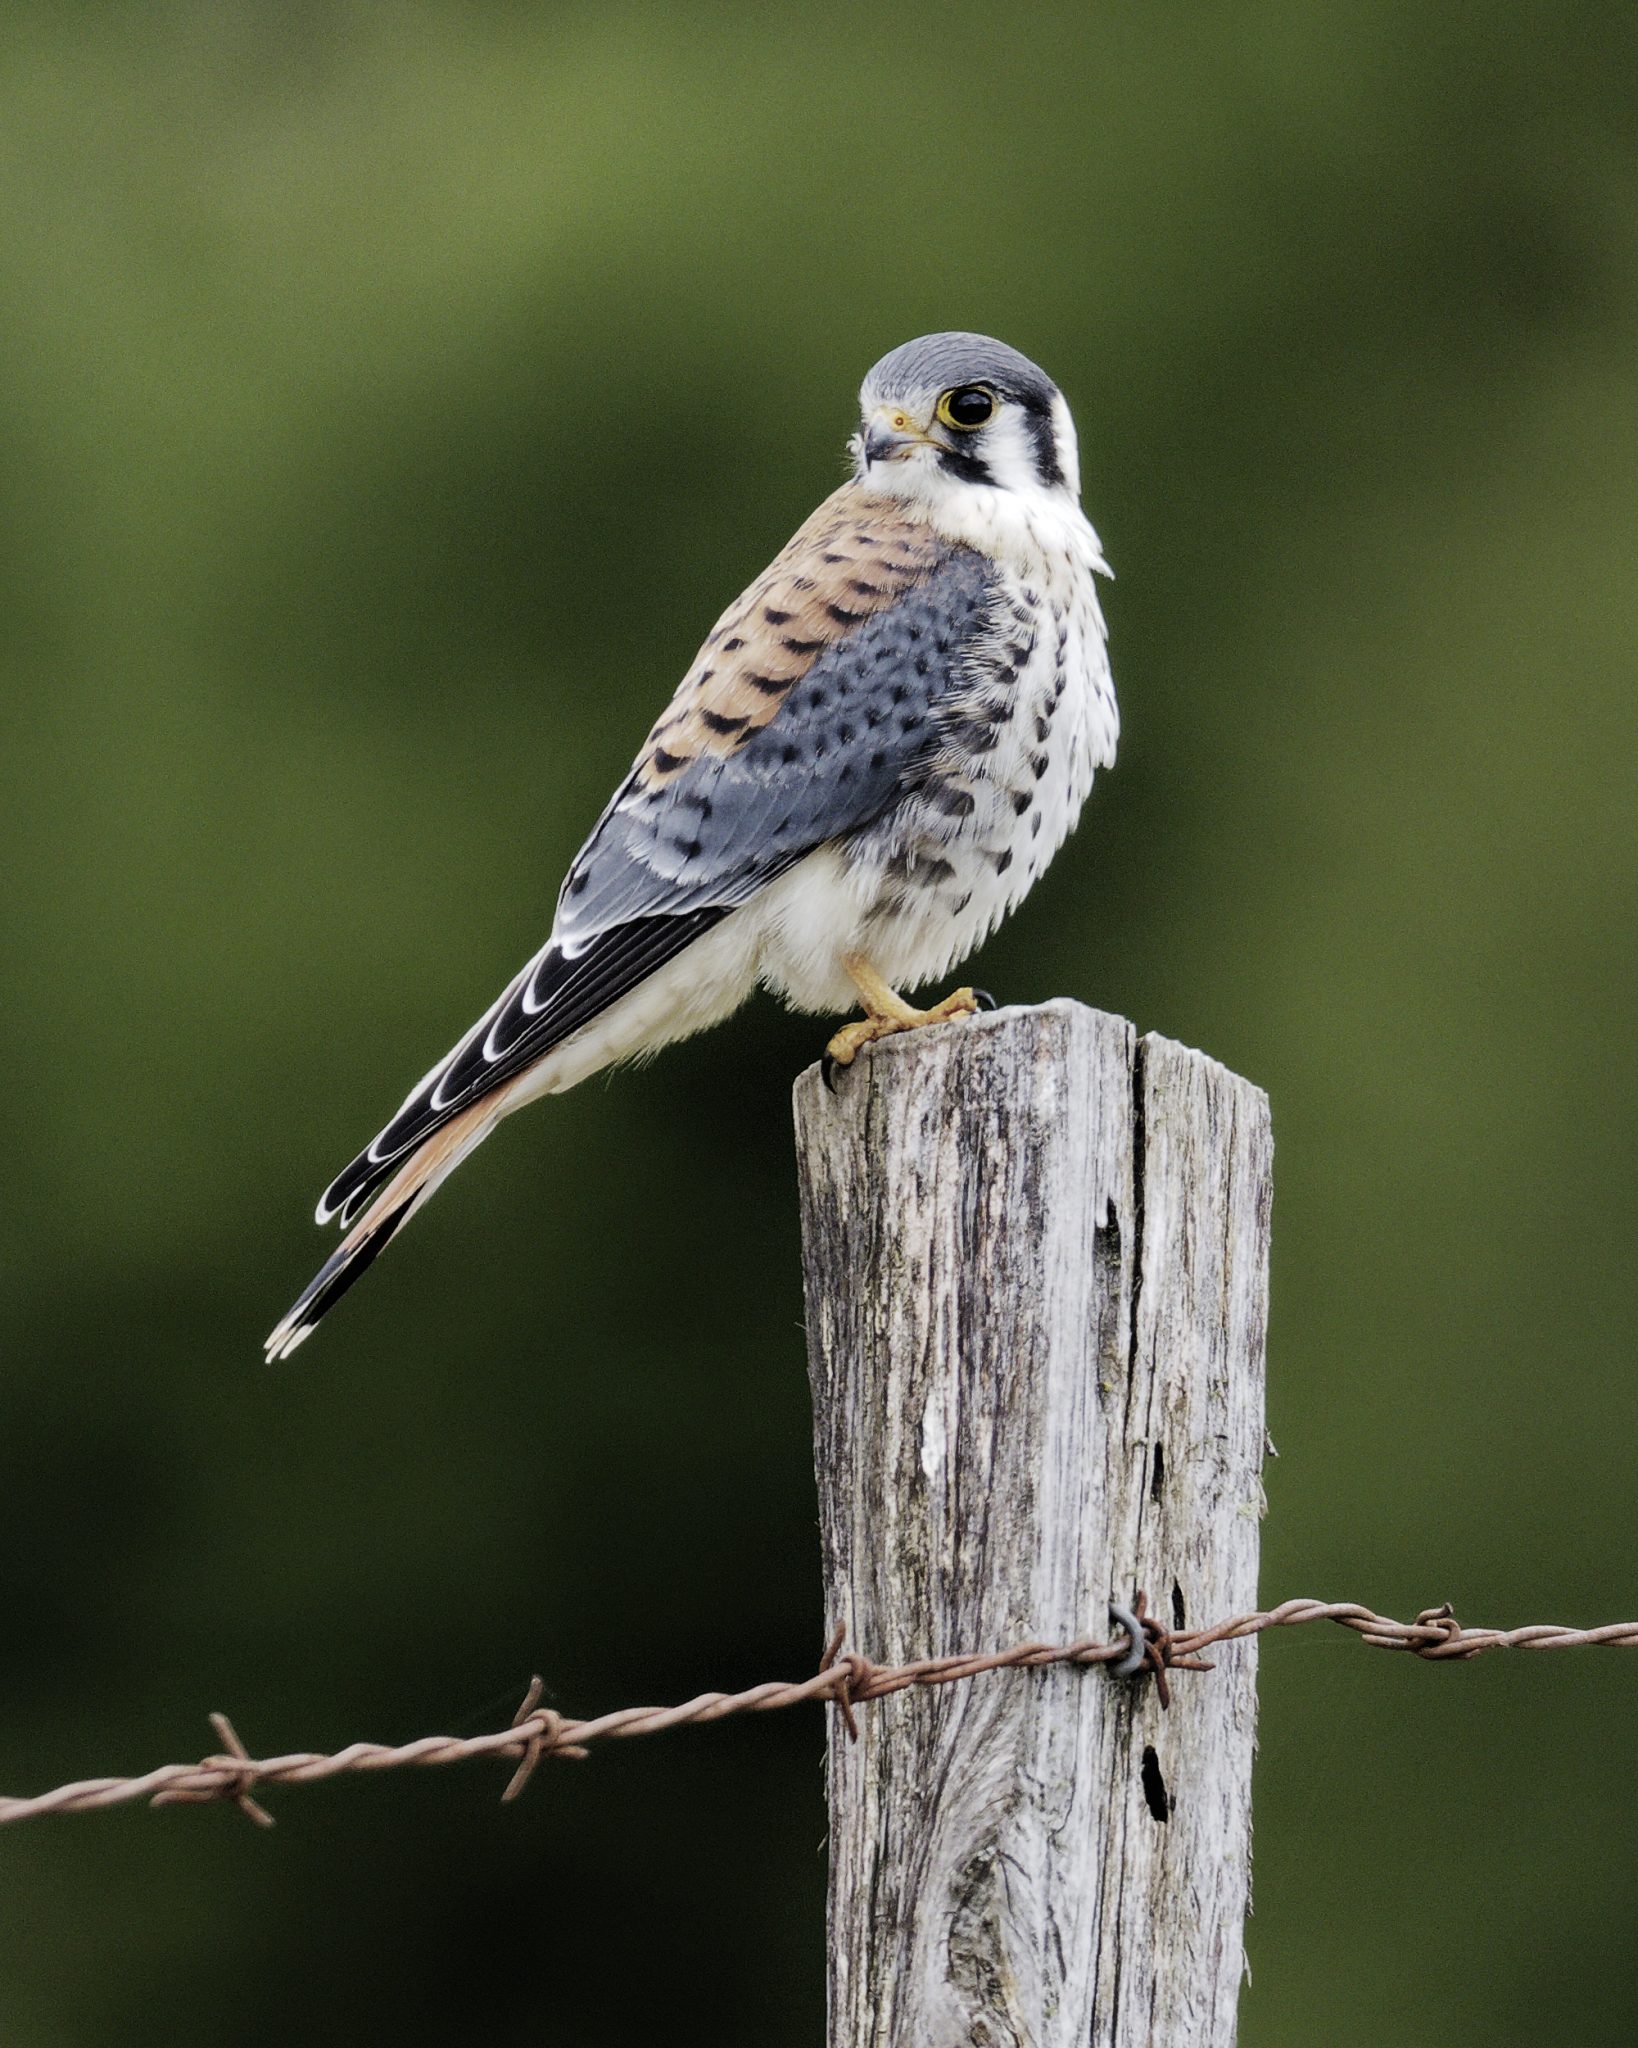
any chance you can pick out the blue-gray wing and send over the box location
[318,490,1000,1224]
[555,540,997,947]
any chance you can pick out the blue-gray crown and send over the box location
[861,332,1060,409]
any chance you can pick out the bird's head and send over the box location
[850,332,1081,507]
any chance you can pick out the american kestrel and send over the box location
[266,333,1117,1359]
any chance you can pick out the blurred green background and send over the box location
[3,2,1636,2041]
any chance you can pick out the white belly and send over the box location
[755,550,1117,1013]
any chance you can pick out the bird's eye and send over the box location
[936,386,995,431]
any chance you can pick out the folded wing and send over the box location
[317,486,999,1228]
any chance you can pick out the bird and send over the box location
[265,332,1118,1360]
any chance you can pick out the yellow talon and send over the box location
[822,1017,889,1072]
[821,957,986,1085]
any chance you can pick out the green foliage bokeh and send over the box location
[3,4,1636,2041]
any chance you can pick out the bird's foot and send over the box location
[821,985,996,1090]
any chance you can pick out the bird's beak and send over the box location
[862,407,936,467]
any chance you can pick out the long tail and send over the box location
[264,1099,498,1361]
[265,909,726,1362]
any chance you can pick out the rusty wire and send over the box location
[3,1594,1634,1831]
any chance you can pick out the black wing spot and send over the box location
[652,746,686,775]
[948,718,999,755]
[700,708,749,736]
[764,606,792,625]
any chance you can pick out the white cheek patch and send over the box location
[980,408,1052,494]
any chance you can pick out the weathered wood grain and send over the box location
[794,1000,1272,2047]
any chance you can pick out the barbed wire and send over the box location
[4,1593,1634,1831]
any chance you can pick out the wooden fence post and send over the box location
[794,1000,1272,2047]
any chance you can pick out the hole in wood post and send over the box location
[1150,1442,1165,1502]
[1140,1745,1171,1824]
[1171,1579,1186,1630]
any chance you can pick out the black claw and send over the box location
[972,988,998,1011]
[822,1052,841,1093]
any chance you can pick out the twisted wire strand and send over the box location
[4,1596,1633,1829]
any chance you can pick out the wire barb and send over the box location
[502,1677,550,1803]
[150,1712,275,1829]
[817,1624,862,1742]
[5,1594,1636,1831]
[1108,1591,1215,1708]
